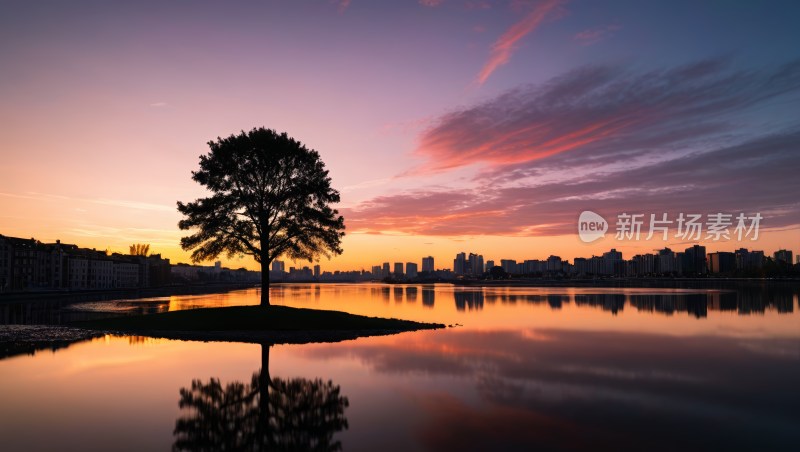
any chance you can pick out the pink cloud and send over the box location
[472,0,566,87]
[414,58,796,175]
[464,1,491,9]
[343,130,800,237]
[343,59,800,237]
[419,0,446,6]
[474,25,488,33]
[331,0,351,13]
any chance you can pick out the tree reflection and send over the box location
[173,345,349,452]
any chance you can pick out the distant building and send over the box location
[422,256,434,272]
[454,253,466,275]
[485,260,495,271]
[500,259,516,273]
[654,248,675,274]
[394,262,404,278]
[115,261,140,287]
[314,265,320,277]
[272,260,285,272]
[371,265,382,278]
[406,262,418,278]
[684,245,707,275]
[573,257,587,275]
[735,248,749,270]
[774,249,793,265]
[546,255,562,271]
[382,263,390,278]
[707,252,736,273]
[749,250,765,268]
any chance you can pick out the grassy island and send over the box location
[71,305,444,333]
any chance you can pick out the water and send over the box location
[1,284,799,451]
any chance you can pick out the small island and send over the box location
[70,305,445,345]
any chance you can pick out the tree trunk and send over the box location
[261,261,270,306]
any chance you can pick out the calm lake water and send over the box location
[1,284,799,451]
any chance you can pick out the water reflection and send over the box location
[300,328,800,450]
[1,284,797,328]
[173,345,349,452]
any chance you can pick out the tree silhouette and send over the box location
[129,244,150,256]
[177,127,345,306]
[173,345,349,452]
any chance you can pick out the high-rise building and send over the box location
[406,263,418,278]
[394,262,404,278]
[371,265,382,278]
[485,260,495,271]
[774,249,793,265]
[684,245,707,275]
[422,256,434,272]
[674,252,684,274]
[573,257,587,275]
[271,260,285,272]
[707,252,736,273]
[546,255,562,271]
[454,252,466,275]
[382,263,390,278]
[500,259,516,273]
[467,253,484,275]
[748,250,765,268]
[313,265,320,277]
[735,248,749,269]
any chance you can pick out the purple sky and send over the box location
[1,0,798,269]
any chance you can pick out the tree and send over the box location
[130,244,150,256]
[177,127,346,306]
[488,266,508,279]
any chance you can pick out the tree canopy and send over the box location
[129,244,150,256]
[177,127,345,305]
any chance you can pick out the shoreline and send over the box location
[0,324,438,348]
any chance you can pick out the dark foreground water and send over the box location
[1,284,799,451]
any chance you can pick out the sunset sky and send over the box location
[1,0,799,271]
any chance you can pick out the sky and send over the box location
[1,0,799,271]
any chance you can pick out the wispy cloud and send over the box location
[471,0,565,87]
[92,198,173,211]
[574,25,621,45]
[0,191,174,211]
[150,102,167,107]
[331,0,351,13]
[414,58,800,175]
[342,178,393,192]
[345,130,800,237]
[345,58,800,238]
